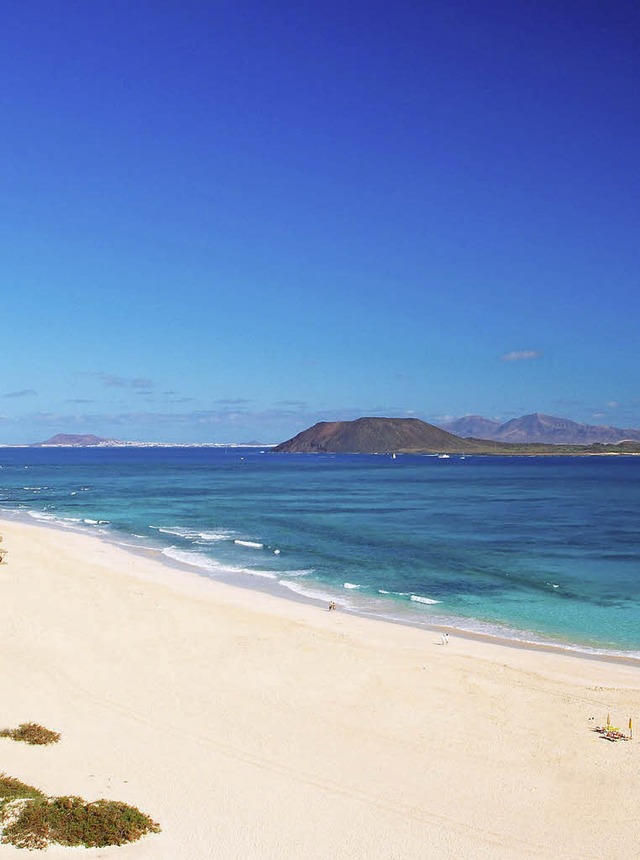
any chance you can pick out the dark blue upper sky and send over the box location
[2,0,638,442]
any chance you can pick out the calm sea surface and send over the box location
[1,447,638,657]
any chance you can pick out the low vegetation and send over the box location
[0,774,44,806]
[0,723,61,745]
[0,775,160,850]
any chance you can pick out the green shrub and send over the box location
[1,794,160,850]
[0,774,44,808]
[0,722,61,745]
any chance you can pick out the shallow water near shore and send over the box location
[1,446,638,656]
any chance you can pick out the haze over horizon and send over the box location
[2,1,638,444]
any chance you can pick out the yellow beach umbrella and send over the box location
[629,717,633,739]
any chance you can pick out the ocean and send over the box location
[1,446,638,658]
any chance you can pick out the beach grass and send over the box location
[0,722,61,745]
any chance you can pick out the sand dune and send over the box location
[0,518,638,859]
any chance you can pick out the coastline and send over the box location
[1,516,639,858]
[3,506,638,667]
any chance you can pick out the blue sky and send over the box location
[2,0,638,443]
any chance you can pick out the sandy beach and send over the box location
[0,518,638,859]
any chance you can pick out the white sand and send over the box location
[0,518,638,859]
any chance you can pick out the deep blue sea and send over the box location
[1,447,638,657]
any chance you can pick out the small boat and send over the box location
[437,454,450,459]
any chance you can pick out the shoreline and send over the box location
[1,516,639,858]
[3,507,638,667]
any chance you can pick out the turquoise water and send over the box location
[1,447,638,656]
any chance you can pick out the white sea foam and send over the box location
[83,518,99,525]
[161,546,217,571]
[277,579,340,604]
[343,582,361,589]
[197,530,232,542]
[160,546,277,579]
[410,595,441,605]
[378,589,390,594]
[153,526,194,537]
[238,569,277,579]
[233,539,264,549]
[27,510,57,522]
[152,526,234,542]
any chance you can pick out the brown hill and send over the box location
[273,418,479,454]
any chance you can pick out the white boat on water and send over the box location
[437,454,450,459]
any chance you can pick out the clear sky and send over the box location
[2,0,638,443]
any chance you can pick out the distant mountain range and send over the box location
[438,413,640,445]
[29,413,640,450]
[274,417,640,455]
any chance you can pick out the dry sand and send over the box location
[0,518,638,859]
